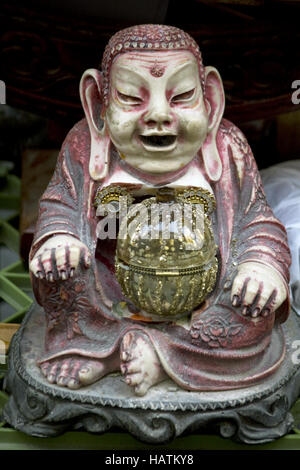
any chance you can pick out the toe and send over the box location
[47,362,58,384]
[125,358,141,375]
[40,362,50,377]
[57,375,68,386]
[120,350,130,362]
[125,371,143,386]
[120,332,135,362]
[66,359,82,389]
[134,381,150,397]
[78,361,104,385]
[56,359,71,386]
[67,378,80,390]
[123,331,134,349]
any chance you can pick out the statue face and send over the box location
[105,50,209,174]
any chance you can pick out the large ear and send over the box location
[79,68,111,180]
[201,66,225,182]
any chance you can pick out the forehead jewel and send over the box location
[101,24,205,105]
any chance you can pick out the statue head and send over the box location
[80,24,225,181]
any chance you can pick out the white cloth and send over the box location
[260,160,300,315]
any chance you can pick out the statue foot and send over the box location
[39,354,119,389]
[120,331,167,396]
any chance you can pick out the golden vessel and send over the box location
[115,188,218,320]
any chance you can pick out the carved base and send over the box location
[3,303,300,445]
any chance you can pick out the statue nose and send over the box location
[144,97,172,127]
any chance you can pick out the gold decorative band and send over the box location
[94,185,134,208]
[116,259,216,277]
[175,187,216,214]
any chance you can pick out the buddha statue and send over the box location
[27,24,291,397]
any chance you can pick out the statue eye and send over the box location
[117,91,143,105]
[171,89,195,103]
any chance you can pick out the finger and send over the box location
[231,274,249,302]
[241,278,250,305]
[78,246,91,269]
[251,307,261,318]
[57,245,73,279]
[29,256,44,278]
[261,289,278,314]
[55,246,68,271]
[232,295,240,307]
[252,288,274,313]
[41,249,53,277]
[261,308,271,317]
[241,279,262,307]
[47,272,54,282]
[82,247,91,269]
[241,305,251,316]
[35,254,47,279]
[69,245,81,269]
[65,245,71,278]
[50,248,59,281]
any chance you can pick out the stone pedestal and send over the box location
[3,303,300,445]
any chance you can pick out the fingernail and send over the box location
[47,272,53,282]
[61,271,67,280]
[232,295,240,307]
[57,377,66,386]
[68,379,78,389]
[262,308,270,317]
[242,306,249,316]
[121,351,129,361]
[70,268,75,277]
[252,308,260,318]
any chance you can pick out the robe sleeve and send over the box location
[29,120,91,261]
[215,120,291,320]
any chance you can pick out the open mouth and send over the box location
[140,135,177,150]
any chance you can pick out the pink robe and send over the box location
[30,118,291,390]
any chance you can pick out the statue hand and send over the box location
[29,234,91,282]
[231,261,287,317]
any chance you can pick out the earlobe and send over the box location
[204,66,225,132]
[201,66,225,182]
[80,69,103,131]
[80,69,111,180]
